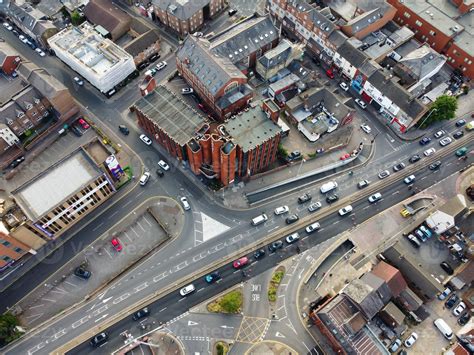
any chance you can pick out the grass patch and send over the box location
[268,268,285,303]
[215,341,229,355]
[207,290,242,314]
[116,165,132,189]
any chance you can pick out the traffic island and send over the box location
[117,331,184,355]
[207,289,243,314]
[245,340,298,355]
[267,266,285,303]
[213,340,230,355]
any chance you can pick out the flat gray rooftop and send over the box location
[0,77,28,107]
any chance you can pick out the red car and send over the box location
[77,117,90,130]
[326,69,335,79]
[111,237,122,252]
[232,257,248,269]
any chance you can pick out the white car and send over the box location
[338,205,353,216]
[35,48,46,57]
[368,192,382,203]
[139,134,152,146]
[3,22,13,31]
[424,148,436,156]
[404,332,418,347]
[305,222,320,234]
[355,98,367,109]
[181,87,194,95]
[179,284,195,296]
[156,61,167,70]
[339,82,349,91]
[453,302,466,316]
[360,124,371,134]
[378,170,390,179]
[73,76,84,86]
[308,202,322,212]
[180,196,190,211]
[404,175,416,184]
[139,171,150,186]
[274,206,289,215]
[434,130,445,139]
[285,233,299,244]
[158,160,170,171]
[439,137,452,146]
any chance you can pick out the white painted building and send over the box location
[0,124,19,149]
[48,22,136,93]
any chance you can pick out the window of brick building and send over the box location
[404,12,410,18]
[415,20,422,26]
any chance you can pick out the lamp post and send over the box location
[418,108,438,129]
[297,158,306,176]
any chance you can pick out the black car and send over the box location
[286,214,299,224]
[298,193,312,204]
[286,150,302,162]
[326,194,339,203]
[429,161,442,170]
[453,131,464,139]
[228,8,237,16]
[419,137,431,145]
[393,162,406,172]
[71,125,83,137]
[445,294,459,309]
[254,249,265,259]
[74,267,91,279]
[268,241,283,252]
[90,332,108,347]
[132,307,150,321]
[409,154,421,163]
[118,124,130,135]
[458,311,471,326]
[440,261,454,275]
[455,119,466,127]
[9,156,25,169]
[156,168,164,177]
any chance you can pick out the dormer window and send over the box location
[34,98,41,104]
[26,103,33,110]
[7,119,13,126]
[17,111,24,118]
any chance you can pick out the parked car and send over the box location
[228,8,237,16]
[378,170,390,179]
[368,192,382,203]
[158,160,170,170]
[308,202,322,212]
[455,147,468,157]
[419,137,431,145]
[71,125,82,137]
[434,130,445,138]
[404,332,418,348]
[286,150,302,162]
[325,69,335,79]
[204,272,220,283]
[77,118,90,130]
[9,156,25,169]
[180,196,190,210]
[179,284,195,296]
[423,148,436,156]
[35,48,46,57]
[74,267,91,279]
[406,234,421,248]
[355,98,367,109]
[453,131,464,139]
[400,208,411,218]
[2,22,13,31]
[274,206,289,215]
[90,332,108,347]
[419,225,432,238]
[73,76,84,86]
[439,137,452,146]
[253,249,265,259]
[156,61,167,70]
[357,180,370,189]
[268,241,283,252]
[285,233,300,244]
[437,287,452,300]
[404,175,416,184]
[118,124,129,135]
[132,307,150,320]
[429,161,442,170]
[445,294,459,309]
[338,205,353,216]
[305,222,321,234]
[453,302,466,316]
[393,162,405,172]
[339,82,349,91]
[181,87,193,95]
[360,124,371,134]
[111,237,122,252]
[455,119,466,127]
[440,261,454,275]
[285,214,299,224]
[139,171,150,186]
[458,311,471,325]
[298,193,312,203]
[414,229,427,242]
[139,134,152,145]
[409,154,421,163]
[389,339,402,353]
[232,257,248,269]
[326,194,339,203]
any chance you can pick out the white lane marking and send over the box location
[92,222,104,232]
[159,307,167,312]
[392,190,400,195]
[197,287,205,293]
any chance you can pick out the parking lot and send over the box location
[16,198,176,329]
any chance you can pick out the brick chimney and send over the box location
[139,76,156,97]
[262,99,280,123]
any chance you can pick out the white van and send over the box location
[251,213,268,226]
[320,181,338,194]
[433,318,453,340]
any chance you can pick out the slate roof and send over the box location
[17,62,66,100]
[210,16,278,64]
[342,278,385,320]
[396,45,446,81]
[287,0,312,13]
[360,273,392,305]
[84,0,131,38]
[177,35,246,96]
[258,39,292,69]
[124,29,160,57]
[152,0,209,21]
[0,41,17,65]
[327,30,348,50]
[337,40,369,67]
[307,8,336,34]
[345,4,392,34]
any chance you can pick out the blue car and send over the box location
[419,225,432,239]
[205,272,220,283]
[419,137,431,145]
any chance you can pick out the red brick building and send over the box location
[0,231,31,270]
[387,0,474,79]
[0,42,21,76]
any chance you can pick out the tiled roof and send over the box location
[345,4,393,34]
[84,0,131,38]
[258,39,292,69]
[337,40,369,67]
[124,29,160,57]
[396,45,446,81]
[152,0,209,21]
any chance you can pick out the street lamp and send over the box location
[418,108,438,129]
[297,159,306,176]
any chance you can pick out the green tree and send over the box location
[220,290,242,313]
[277,144,288,158]
[71,10,84,26]
[0,313,20,344]
[419,95,458,128]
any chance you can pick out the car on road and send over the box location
[360,124,371,134]
[419,137,431,145]
[74,267,91,279]
[77,117,90,130]
[181,87,193,95]
[326,194,339,203]
[298,193,312,203]
[118,124,129,135]
[204,272,220,283]
[378,170,390,179]
[404,175,415,184]
[145,68,157,77]
[179,284,195,296]
[338,205,353,216]
[400,208,411,217]
[409,154,421,163]
[453,131,464,139]
[434,130,445,138]
[406,234,421,248]
[455,119,466,127]
[156,168,164,177]
[139,171,150,186]
[285,214,299,224]
[156,61,167,70]
[368,192,382,203]
[325,68,334,79]
[35,48,46,57]
[73,76,84,86]
[268,241,283,252]
[308,202,322,212]
[233,257,248,269]
[404,332,418,348]
[3,22,13,31]
[440,261,454,275]
[254,249,265,259]
[111,237,123,252]
[453,302,466,316]
[274,206,289,215]
[389,339,402,353]
[285,233,300,244]
[132,307,150,320]
[140,134,152,145]
[228,8,237,16]
[354,98,367,109]
[393,162,405,172]
[339,82,349,91]
[90,332,108,347]
[286,150,302,162]
[445,294,459,309]
[158,160,170,170]
[9,156,25,169]
[306,222,320,234]
[429,161,442,170]
[357,180,370,189]
[455,147,468,157]
[458,311,471,326]
[180,196,190,211]
[439,137,452,146]
[423,147,436,156]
